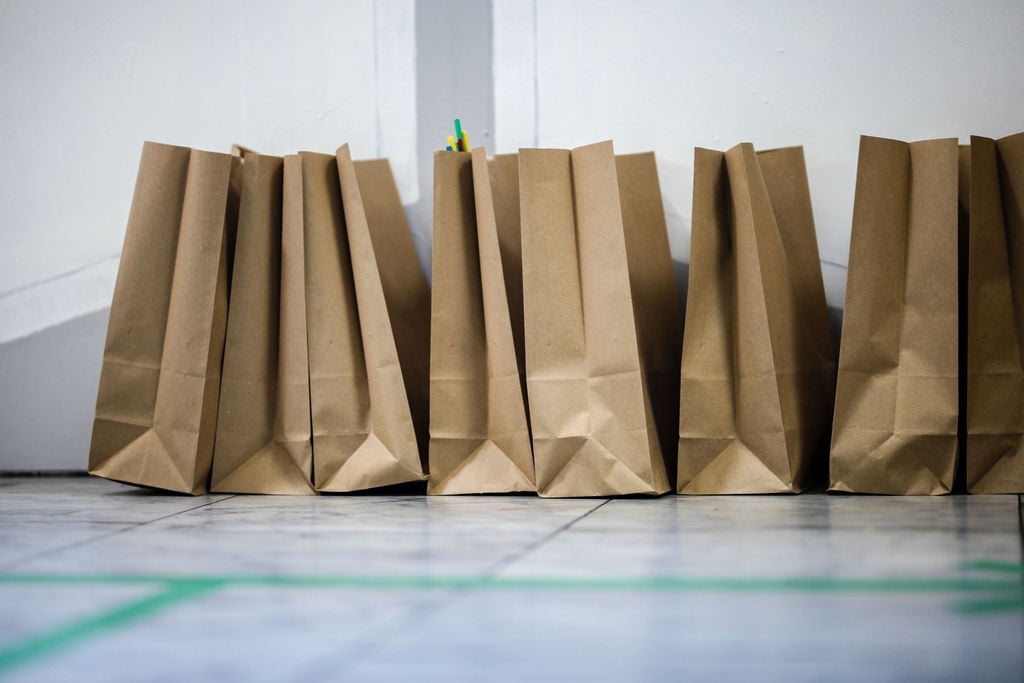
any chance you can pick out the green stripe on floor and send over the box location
[962,559,1024,574]
[1,564,1022,677]
[0,571,1022,593]
[0,581,222,676]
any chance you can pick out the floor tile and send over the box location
[0,477,231,524]
[339,590,1024,682]
[1,478,1021,682]
[14,495,602,577]
[3,586,444,683]
[499,496,1022,579]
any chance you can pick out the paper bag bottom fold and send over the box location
[829,433,957,495]
[427,437,535,495]
[314,433,426,492]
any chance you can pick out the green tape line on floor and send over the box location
[0,571,1021,593]
[1,564,1022,677]
[0,581,222,676]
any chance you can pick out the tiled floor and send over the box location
[1,477,1022,681]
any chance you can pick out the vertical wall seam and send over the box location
[373,0,383,158]
[238,0,247,147]
[532,0,539,147]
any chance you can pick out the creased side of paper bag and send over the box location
[679,144,833,493]
[428,149,534,494]
[303,145,425,492]
[617,153,684,490]
[211,152,314,494]
[90,141,238,495]
[966,132,1024,493]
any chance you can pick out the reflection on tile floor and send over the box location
[0,477,1021,681]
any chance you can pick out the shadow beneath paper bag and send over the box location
[318,480,428,496]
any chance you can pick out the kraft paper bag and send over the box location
[347,151,431,465]
[617,152,686,492]
[519,140,682,497]
[428,148,535,494]
[965,132,1024,493]
[678,144,835,493]
[296,147,428,492]
[89,141,239,494]
[829,136,960,494]
[210,151,314,494]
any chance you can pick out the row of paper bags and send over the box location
[88,132,1024,496]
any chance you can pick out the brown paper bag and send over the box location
[965,132,1024,493]
[347,151,431,467]
[829,136,959,494]
[428,148,535,494]
[210,151,314,494]
[519,141,682,497]
[296,147,428,492]
[678,144,835,493]
[89,141,239,494]
[617,152,686,492]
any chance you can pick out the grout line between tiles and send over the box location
[1,495,238,572]
[481,499,611,578]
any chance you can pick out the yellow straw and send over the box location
[447,135,458,151]
[460,131,471,152]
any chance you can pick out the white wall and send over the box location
[493,0,1024,307]
[0,0,417,344]
[3,0,1024,470]
[8,0,1022,341]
